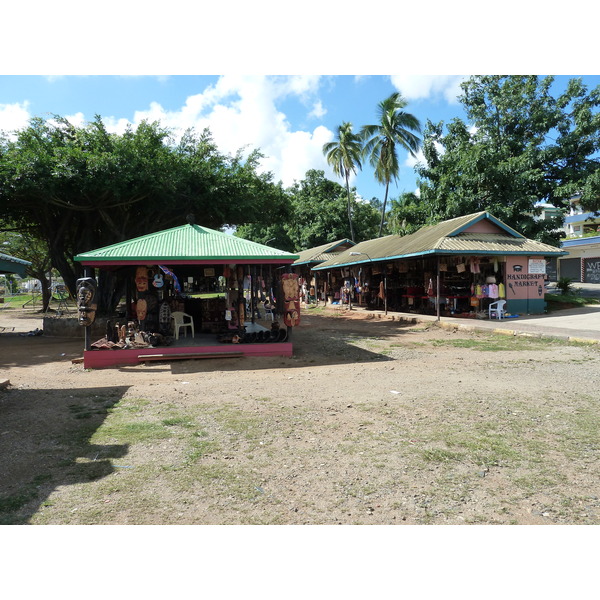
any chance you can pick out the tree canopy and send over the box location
[414,76,600,243]
[0,115,286,306]
[236,170,380,251]
[322,122,363,242]
[361,92,421,237]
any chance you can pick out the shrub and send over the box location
[556,277,575,295]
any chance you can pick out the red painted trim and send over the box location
[78,260,295,266]
[83,342,293,369]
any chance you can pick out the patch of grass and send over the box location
[431,334,560,352]
[421,448,466,463]
[162,416,195,428]
[209,405,268,443]
[92,421,171,444]
[545,293,599,310]
[512,471,568,494]
[186,439,221,462]
[109,398,152,414]
[423,421,521,468]
[68,403,110,419]
[0,472,55,523]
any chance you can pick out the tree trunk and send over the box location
[345,175,355,242]
[96,269,128,315]
[49,239,80,298]
[30,269,52,312]
[378,183,390,237]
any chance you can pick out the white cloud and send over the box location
[405,149,424,169]
[119,75,332,187]
[405,141,445,169]
[64,112,86,128]
[308,100,326,119]
[0,101,31,136]
[390,75,466,103]
[0,76,335,189]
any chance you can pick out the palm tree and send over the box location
[322,121,363,242]
[361,92,421,237]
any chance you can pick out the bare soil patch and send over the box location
[1,305,599,525]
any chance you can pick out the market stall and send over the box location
[291,238,355,305]
[312,212,567,319]
[74,223,299,368]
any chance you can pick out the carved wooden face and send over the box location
[77,286,93,307]
[135,277,148,292]
[282,276,299,300]
[76,278,97,326]
[135,267,149,292]
[136,298,148,321]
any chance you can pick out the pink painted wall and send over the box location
[84,343,294,369]
[463,220,504,234]
[505,256,545,300]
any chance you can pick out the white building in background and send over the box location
[558,195,600,283]
[532,195,600,282]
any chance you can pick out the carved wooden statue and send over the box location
[76,277,98,326]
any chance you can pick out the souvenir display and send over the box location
[76,277,98,326]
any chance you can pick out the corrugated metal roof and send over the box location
[74,224,299,264]
[0,252,31,277]
[437,233,564,254]
[313,212,566,270]
[292,239,355,266]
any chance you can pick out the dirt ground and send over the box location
[1,305,600,525]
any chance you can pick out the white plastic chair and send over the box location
[171,311,195,339]
[263,302,275,322]
[488,299,507,320]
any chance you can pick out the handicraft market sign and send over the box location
[505,257,545,299]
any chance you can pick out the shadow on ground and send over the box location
[0,335,83,369]
[127,311,424,375]
[0,385,130,524]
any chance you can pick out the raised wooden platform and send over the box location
[83,341,293,369]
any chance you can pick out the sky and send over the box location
[0,74,469,201]
[2,2,598,215]
[2,74,599,207]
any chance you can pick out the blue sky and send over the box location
[1,3,598,210]
[3,74,599,207]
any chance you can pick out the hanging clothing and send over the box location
[378,281,385,300]
[488,283,499,299]
[498,283,506,298]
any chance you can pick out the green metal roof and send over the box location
[292,239,355,266]
[313,212,566,270]
[0,252,31,277]
[74,224,299,264]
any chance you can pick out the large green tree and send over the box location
[0,115,284,311]
[322,121,363,242]
[236,170,380,251]
[416,76,600,243]
[386,192,431,236]
[361,92,421,237]
[0,231,54,310]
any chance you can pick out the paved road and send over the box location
[433,304,600,342]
